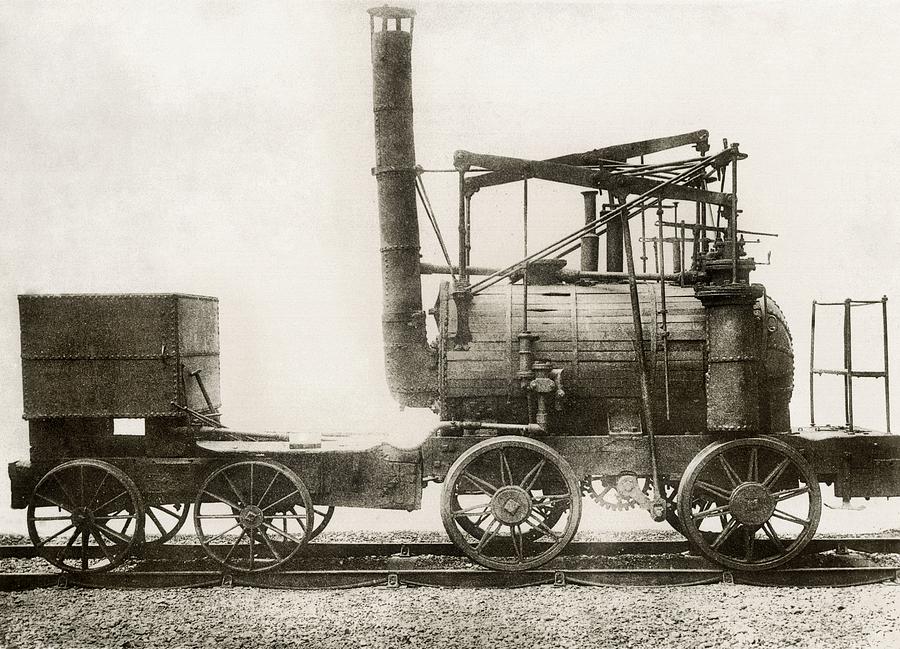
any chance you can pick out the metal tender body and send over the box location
[7,6,900,575]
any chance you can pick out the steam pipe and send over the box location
[369,6,437,407]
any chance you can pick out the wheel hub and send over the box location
[71,507,94,526]
[729,482,776,526]
[238,505,265,530]
[490,486,532,525]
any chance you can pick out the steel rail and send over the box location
[3,537,899,561]
[1,566,897,591]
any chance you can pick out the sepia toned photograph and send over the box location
[0,1,898,647]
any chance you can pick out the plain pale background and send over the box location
[1,0,899,533]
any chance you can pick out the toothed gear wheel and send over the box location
[582,475,648,511]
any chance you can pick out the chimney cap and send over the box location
[368,5,416,19]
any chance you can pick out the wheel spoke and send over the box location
[533,494,571,505]
[261,530,283,561]
[256,471,280,508]
[87,472,109,510]
[248,531,255,570]
[744,528,757,561]
[692,503,731,520]
[223,528,247,563]
[511,524,524,563]
[771,509,809,527]
[36,492,74,513]
[202,490,241,511]
[499,452,513,487]
[202,522,242,544]
[260,489,302,513]
[93,491,129,516]
[474,519,501,552]
[525,514,560,541]
[747,448,758,483]
[35,523,76,547]
[460,472,498,497]
[79,465,85,508]
[762,458,791,488]
[451,501,492,517]
[773,486,810,502]
[94,522,132,545]
[249,464,255,507]
[694,480,732,501]
[762,521,785,551]
[51,473,77,510]
[222,473,249,506]
[89,528,114,562]
[710,518,739,550]
[261,521,305,545]
[519,460,545,491]
[29,515,73,522]
[147,508,167,536]
[718,454,742,489]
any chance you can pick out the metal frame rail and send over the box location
[810,297,890,432]
[2,539,899,590]
[1,567,897,591]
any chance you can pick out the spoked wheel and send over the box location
[194,460,313,573]
[441,436,581,571]
[142,503,191,545]
[27,459,144,573]
[677,437,821,571]
[310,506,335,540]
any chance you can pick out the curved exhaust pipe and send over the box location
[369,6,437,408]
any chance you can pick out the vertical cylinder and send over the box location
[369,6,436,407]
[699,288,761,434]
[605,195,624,273]
[580,191,599,272]
[844,298,853,430]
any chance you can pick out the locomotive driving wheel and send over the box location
[441,436,581,571]
[677,437,821,571]
[194,460,313,573]
[27,459,145,573]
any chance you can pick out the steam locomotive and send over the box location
[8,6,900,575]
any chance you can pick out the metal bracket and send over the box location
[399,544,410,557]
[56,574,68,589]
[387,573,400,588]
[721,572,734,585]
[221,573,233,587]
[553,571,567,587]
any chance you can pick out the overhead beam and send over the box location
[464,129,709,193]
[454,150,733,207]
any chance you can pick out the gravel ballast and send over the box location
[1,580,898,649]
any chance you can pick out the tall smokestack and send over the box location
[369,6,437,408]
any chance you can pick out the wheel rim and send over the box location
[194,460,313,572]
[309,506,335,541]
[677,437,821,571]
[441,436,581,571]
[27,459,144,573]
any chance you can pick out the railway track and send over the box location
[2,537,898,590]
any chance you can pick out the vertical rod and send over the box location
[640,156,648,273]
[679,220,686,286]
[457,171,468,286]
[656,201,670,420]
[522,177,529,333]
[810,300,817,427]
[620,209,663,520]
[844,298,853,431]
[693,201,701,269]
[883,296,891,432]
[730,148,739,284]
[580,191,599,272]
[464,194,472,267]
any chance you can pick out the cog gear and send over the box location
[583,474,649,511]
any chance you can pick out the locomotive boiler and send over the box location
[7,5,900,577]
